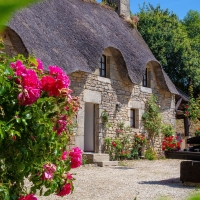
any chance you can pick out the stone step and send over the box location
[83,153,110,163]
[93,154,110,162]
[96,161,118,167]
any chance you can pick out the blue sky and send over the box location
[96,0,200,20]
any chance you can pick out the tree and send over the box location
[182,10,200,96]
[182,10,200,40]
[137,4,200,96]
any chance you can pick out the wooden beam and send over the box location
[176,110,184,115]
[175,98,182,111]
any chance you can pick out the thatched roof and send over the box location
[7,0,179,95]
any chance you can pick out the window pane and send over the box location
[130,109,136,128]
[130,120,133,127]
[130,110,133,117]
[143,68,148,87]
[102,55,105,62]
[143,80,147,87]
[100,55,106,77]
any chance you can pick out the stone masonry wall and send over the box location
[69,48,176,152]
[1,31,18,57]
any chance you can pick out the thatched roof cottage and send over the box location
[1,0,188,154]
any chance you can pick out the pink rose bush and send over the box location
[0,51,82,200]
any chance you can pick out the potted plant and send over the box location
[162,135,183,158]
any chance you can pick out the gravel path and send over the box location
[38,160,199,200]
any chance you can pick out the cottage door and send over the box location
[84,103,95,152]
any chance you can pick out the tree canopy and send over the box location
[137,4,200,96]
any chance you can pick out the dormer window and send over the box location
[100,55,106,77]
[142,68,151,88]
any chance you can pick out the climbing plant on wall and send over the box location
[142,94,162,149]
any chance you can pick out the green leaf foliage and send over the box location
[137,4,200,96]
[142,94,162,149]
[0,0,42,31]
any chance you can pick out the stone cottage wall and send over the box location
[1,31,18,57]
[69,48,176,153]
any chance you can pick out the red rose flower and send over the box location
[57,183,71,197]
[41,75,56,93]
[112,141,116,147]
[185,111,189,116]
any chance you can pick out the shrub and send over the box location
[132,133,146,157]
[185,96,200,129]
[105,136,130,160]
[144,148,157,160]
[194,128,200,137]
[142,95,162,149]
[105,132,147,160]
[0,41,82,199]
[161,124,174,137]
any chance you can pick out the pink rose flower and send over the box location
[18,194,37,200]
[42,163,56,180]
[41,68,70,97]
[41,75,56,94]
[12,65,42,106]
[57,183,71,197]
[21,69,40,89]
[47,66,70,96]
[42,171,53,180]
[11,60,27,77]
[48,66,64,76]
[36,59,44,71]
[69,147,82,168]
[51,79,65,96]
[18,87,41,106]
[66,173,73,180]
[53,115,67,135]
[61,151,68,160]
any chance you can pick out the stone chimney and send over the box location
[110,0,130,20]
